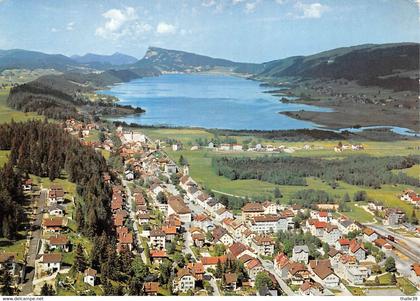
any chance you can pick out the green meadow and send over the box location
[157,126,419,223]
[0,89,43,124]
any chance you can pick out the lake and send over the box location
[100,73,332,130]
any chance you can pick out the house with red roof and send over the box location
[363,228,378,242]
[241,202,264,221]
[48,235,70,252]
[410,263,420,288]
[251,235,275,256]
[228,242,254,259]
[172,266,196,293]
[150,250,168,264]
[288,262,310,285]
[335,238,350,253]
[201,256,227,269]
[274,253,290,278]
[245,258,264,280]
[349,240,366,261]
[373,238,392,251]
[42,217,65,233]
[309,259,340,288]
[299,280,324,296]
[310,220,328,237]
[144,282,160,296]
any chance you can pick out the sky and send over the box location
[0,0,419,63]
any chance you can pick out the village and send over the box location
[1,119,419,297]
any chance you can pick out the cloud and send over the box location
[245,1,260,13]
[51,27,59,33]
[202,0,216,7]
[66,22,75,31]
[156,22,176,35]
[294,2,329,19]
[95,7,151,40]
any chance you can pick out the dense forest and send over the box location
[256,43,419,92]
[7,76,145,121]
[0,120,113,238]
[0,162,25,239]
[213,155,419,188]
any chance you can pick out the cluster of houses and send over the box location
[63,119,97,139]
[172,141,315,154]
[111,185,134,253]
[31,181,99,288]
[334,143,364,153]
[401,189,420,208]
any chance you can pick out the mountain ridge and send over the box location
[71,52,138,66]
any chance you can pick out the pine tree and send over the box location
[273,187,282,198]
[215,260,223,278]
[74,244,87,272]
[0,269,14,295]
[390,273,397,285]
[40,283,55,296]
[342,193,351,202]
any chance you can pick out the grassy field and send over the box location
[165,147,419,220]
[397,277,418,295]
[0,150,10,167]
[0,233,27,261]
[84,129,100,143]
[30,174,77,196]
[142,127,420,157]
[0,89,43,124]
[395,164,419,179]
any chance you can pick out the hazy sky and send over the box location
[0,0,418,62]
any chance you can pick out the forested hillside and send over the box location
[213,155,420,188]
[0,120,113,238]
[0,161,24,239]
[256,43,419,91]
[0,49,77,72]
[7,74,146,120]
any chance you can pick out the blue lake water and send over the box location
[100,73,418,136]
[100,73,332,130]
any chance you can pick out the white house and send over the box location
[39,253,62,275]
[251,214,288,234]
[362,228,378,242]
[172,268,195,293]
[311,262,340,288]
[150,229,166,250]
[215,208,234,222]
[212,226,234,246]
[349,241,366,261]
[274,253,290,279]
[125,170,135,181]
[251,235,275,256]
[262,201,278,215]
[336,220,360,235]
[205,199,225,214]
[232,144,243,151]
[48,205,65,217]
[344,266,370,285]
[323,225,342,246]
[84,268,97,286]
[168,196,191,223]
[292,245,309,264]
[165,162,178,174]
